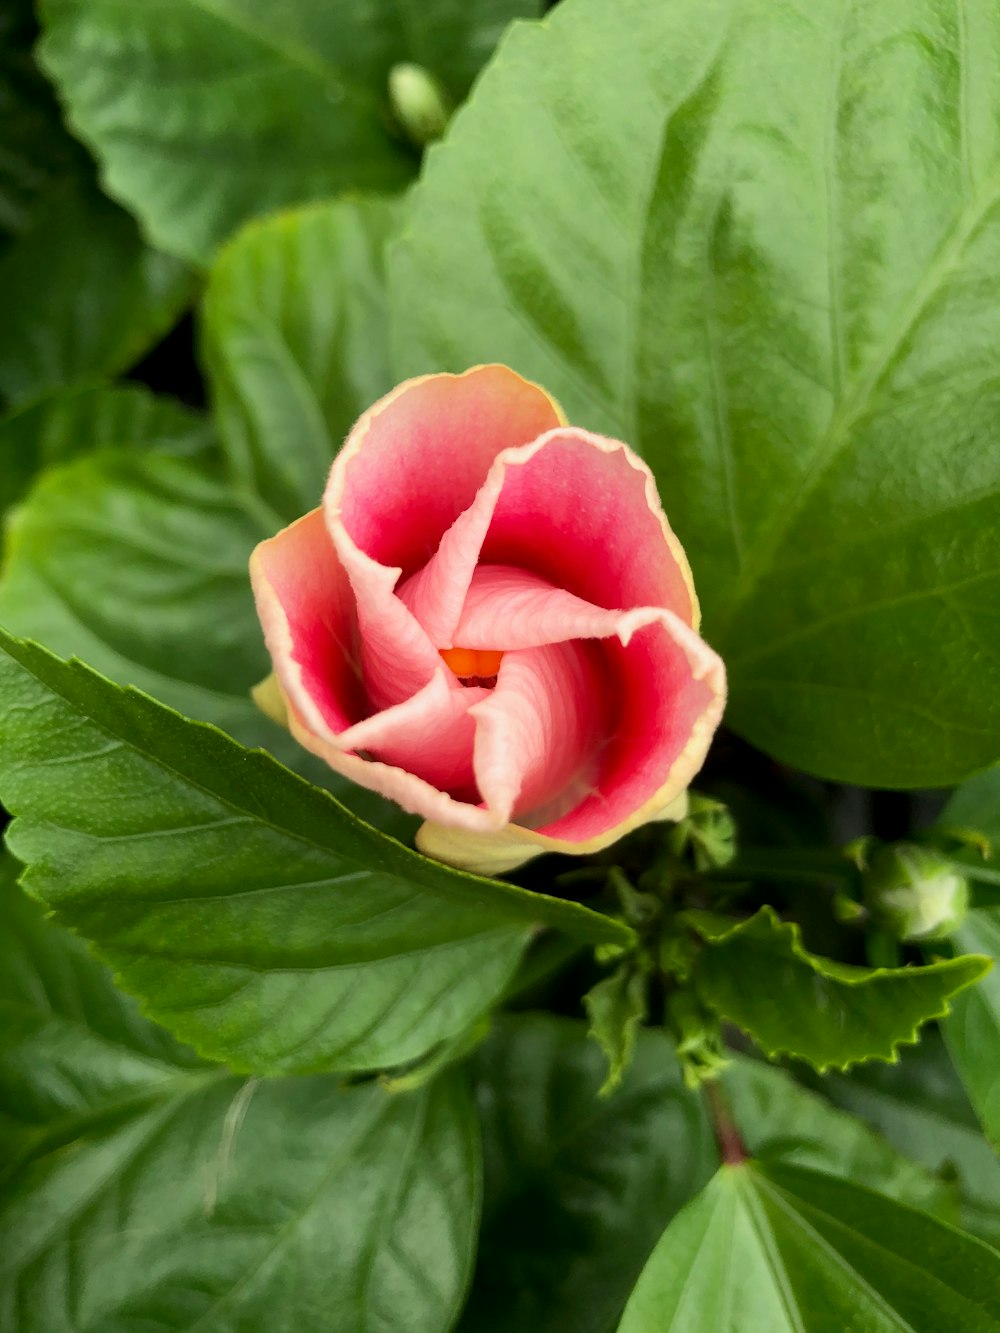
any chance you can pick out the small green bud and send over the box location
[388,63,452,147]
[862,843,969,943]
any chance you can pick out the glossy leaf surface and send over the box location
[0,382,210,523]
[618,1162,1000,1333]
[0,633,629,1074]
[721,1056,952,1219]
[0,865,480,1332]
[392,0,1000,786]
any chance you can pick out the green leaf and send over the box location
[721,1056,953,1220]
[0,449,282,755]
[0,382,211,522]
[942,763,1000,847]
[0,0,78,248]
[0,632,630,1073]
[618,1162,1000,1333]
[813,1032,1000,1246]
[391,0,1000,788]
[0,865,481,1331]
[39,0,544,264]
[937,769,1000,1151]
[0,172,193,405]
[686,905,989,1070]
[943,910,1000,1147]
[458,1015,716,1333]
[203,195,401,521]
[583,959,649,1095]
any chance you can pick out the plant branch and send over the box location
[704,1077,749,1166]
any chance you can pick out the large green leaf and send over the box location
[0,0,77,247]
[0,382,211,524]
[391,0,1000,788]
[721,1057,952,1219]
[0,866,481,1332]
[203,195,400,521]
[0,632,630,1073]
[458,1015,716,1333]
[0,173,193,406]
[814,1033,1000,1245]
[686,906,989,1070]
[618,1162,1000,1332]
[39,0,543,263]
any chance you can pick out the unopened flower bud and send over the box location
[388,64,452,147]
[862,843,969,942]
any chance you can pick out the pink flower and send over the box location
[250,366,726,874]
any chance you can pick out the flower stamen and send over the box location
[440,646,504,688]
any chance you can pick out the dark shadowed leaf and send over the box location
[458,1015,716,1333]
[0,174,193,405]
[812,1032,1000,1245]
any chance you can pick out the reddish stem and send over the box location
[704,1079,748,1166]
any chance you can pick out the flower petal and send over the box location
[325,366,564,701]
[470,640,607,825]
[401,427,699,648]
[327,366,565,572]
[418,612,726,873]
[339,669,484,799]
[249,508,363,737]
[449,564,680,650]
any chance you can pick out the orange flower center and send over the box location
[439,646,504,688]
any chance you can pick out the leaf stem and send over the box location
[704,1077,748,1166]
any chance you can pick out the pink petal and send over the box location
[401,428,699,649]
[327,366,565,572]
[249,508,363,737]
[325,366,564,703]
[451,563,726,842]
[449,564,676,650]
[252,514,489,822]
[470,640,608,825]
[418,611,726,872]
[540,613,725,842]
[339,670,485,800]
